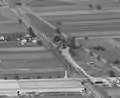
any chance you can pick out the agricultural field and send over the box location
[0,5,65,80]
[0,41,65,79]
[0,7,18,22]
[2,0,120,98]
[26,0,120,13]
[105,88,120,98]
[0,8,27,35]
[73,38,120,77]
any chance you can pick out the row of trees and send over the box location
[90,45,106,51]
[89,4,102,10]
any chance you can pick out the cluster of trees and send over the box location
[108,70,116,77]
[91,45,106,51]
[89,4,102,10]
[112,59,120,64]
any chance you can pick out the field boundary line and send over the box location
[0,47,46,51]
[37,9,120,16]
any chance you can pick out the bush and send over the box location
[92,45,105,51]
[56,21,62,25]
[27,27,36,37]
[108,70,116,77]
[55,28,61,34]
[89,4,93,9]
[96,4,101,10]
[37,40,43,45]
[53,35,61,42]
[84,36,89,40]
[113,59,120,64]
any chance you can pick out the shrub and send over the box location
[108,70,116,77]
[113,59,120,64]
[96,4,101,10]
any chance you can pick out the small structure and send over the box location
[20,39,27,45]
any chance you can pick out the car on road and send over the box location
[91,78,113,87]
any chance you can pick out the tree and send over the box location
[108,70,116,77]
[14,75,19,80]
[49,76,52,78]
[70,36,76,49]
[69,47,76,56]
[96,56,101,60]
[96,4,101,10]
[53,35,61,42]
[17,91,20,96]
[56,21,62,25]
[18,18,23,24]
[37,40,43,45]
[27,27,36,37]
[84,36,89,40]
[113,59,120,64]
[4,76,7,80]
[89,52,94,56]
[92,45,105,51]
[37,76,42,79]
[55,28,61,34]
[89,4,93,9]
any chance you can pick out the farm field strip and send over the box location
[42,13,120,22]
[0,23,27,34]
[69,31,120,37]
[26,0,74,7]
[28,0,120,13]
[0,7,18,22]
[40,12,120,36]
[0,46,46,52]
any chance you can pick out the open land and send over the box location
[2,0,120,98]
[25,0,120,97]
[0,4,65,80]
